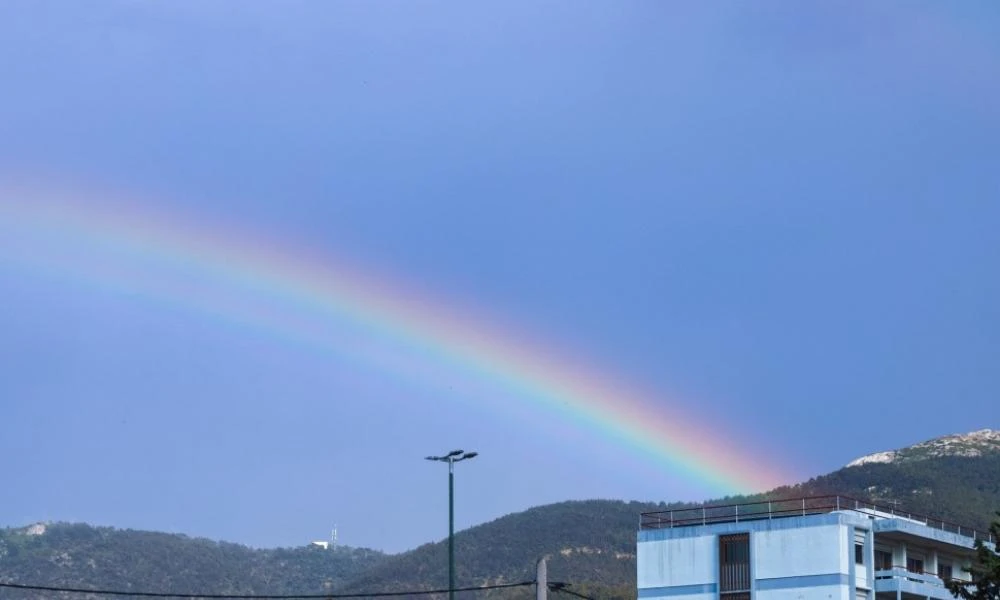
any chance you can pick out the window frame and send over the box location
[719,533,751,597]
[874,549,893,571]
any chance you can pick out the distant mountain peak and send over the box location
[846,429,1000,468]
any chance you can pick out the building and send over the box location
[637,495,994,600]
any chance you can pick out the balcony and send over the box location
[874,567,956,600]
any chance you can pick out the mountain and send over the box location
[0,523,387,598]
[2,430,998,600]
[846,429,1000,467]
[334,499,660,600]
[793,454,1000,534]
[336,430,1000,598]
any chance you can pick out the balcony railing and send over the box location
[639,495,995,544]
[875,567,947,587]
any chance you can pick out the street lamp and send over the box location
[426,450,478,600]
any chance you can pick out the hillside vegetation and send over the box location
[340,451,1000,599]
[0,523,386,598]
[2,431,997,600]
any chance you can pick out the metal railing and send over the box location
[639,495,995,544]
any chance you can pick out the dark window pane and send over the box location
[720,534,750,593]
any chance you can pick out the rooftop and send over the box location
[639,494,995,544]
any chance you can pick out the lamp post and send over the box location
[425,449,477,600]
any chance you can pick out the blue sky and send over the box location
[0,1,998,553]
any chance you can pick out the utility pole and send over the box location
[536,557,547,600]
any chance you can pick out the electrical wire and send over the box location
[0,581,535,599]
[547,582,598,600]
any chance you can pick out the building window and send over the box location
[855,543,864,564]
[875,550,893,571]
[720,533,751,596]
[907,557,924,574]
[938,562,952,580]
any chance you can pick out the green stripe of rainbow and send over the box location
[0,183,797,495]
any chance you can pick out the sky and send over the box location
[0,1,998,554]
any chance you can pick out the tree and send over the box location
[948,513,1000,600]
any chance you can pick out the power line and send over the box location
[547,583,598,600]
[0,581,534,599]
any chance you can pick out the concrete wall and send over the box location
[754,523,851,600]
[757,583,847,600]
[638,533,717,589]
[753,524,847,579]
[638,514,857,600]
[637,531,717,600]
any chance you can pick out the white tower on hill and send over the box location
[310,524,338,550]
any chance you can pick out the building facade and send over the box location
[637,496,992,600]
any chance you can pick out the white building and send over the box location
[637,495,991,600]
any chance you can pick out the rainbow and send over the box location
[0,181,797,495]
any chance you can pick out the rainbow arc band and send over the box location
[0,186,797,495]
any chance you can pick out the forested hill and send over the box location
[801,453,1000,530]
[333,451,1000,600]
[0,523,386,596]
[2,431,998,600]
[335,499,659,600]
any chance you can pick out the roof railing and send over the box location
[639,494,995,544]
